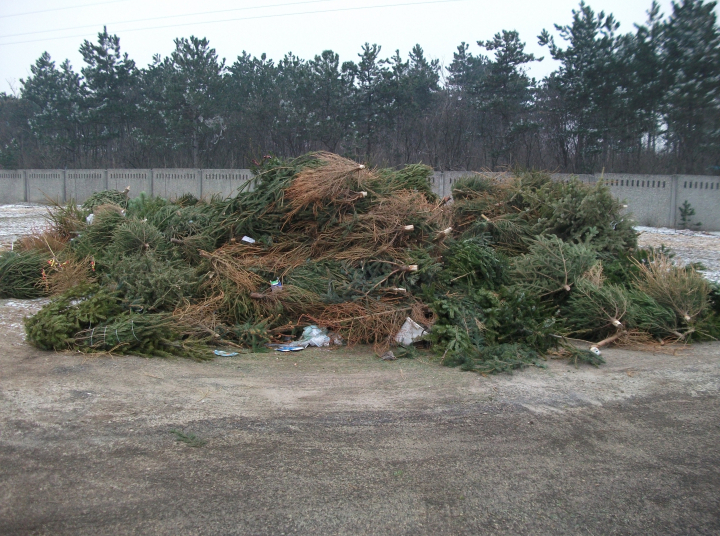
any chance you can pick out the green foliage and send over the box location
[12,151,719,372]
[439,237,508,290]
[451,174,500,200]
[563,346,605,368]
[170,429,207,447]
[374,164,437,200]
[81,190,129,212]
[108,252,200,311]
[230,318,272,352]
[44,202,86,240]
[73,312,210,359]
[125,193,171,221]
[626,290,678,338]
[24,283,122,350]
[528,178,637,255]
[10,2,720,175]
[71,210,124,260]
[447,343,543,374]
[563,279,631,340]
[393,345,419,359]
[451,173,637,257]
[107,219,167,258]
[513,236,598,301]
[678,200,700,229]
[634,255,711,330]
[424,284,556,373]
[0,249,48,298]
[708,281,720,316]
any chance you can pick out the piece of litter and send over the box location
[276,346,304,352]
[241,236,256,244]
[590,346,601,356]
[394,317,427,346]
[290,325,331,348]
[213,350,239,357]
[381,351,396,361]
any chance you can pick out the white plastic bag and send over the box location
[394,317,427,346]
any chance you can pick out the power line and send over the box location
[0,0,468,47]
[0,0,130,19]
[1,0,335,39]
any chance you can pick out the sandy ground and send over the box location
[1,298,719,535]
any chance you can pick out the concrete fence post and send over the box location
[23,169,28,202]
[150,169,154,197]
[670,175,678,229]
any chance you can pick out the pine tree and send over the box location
[79,27,139,165]
[141,37,226,167]
[306,50,353,153]
[539,1,621,172]
[20,53,84,166]
[662,0,720,173]
[477,30,540,169]
[342,43,391,160]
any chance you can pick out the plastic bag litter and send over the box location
[394,317,427,346]
[297,325,331,348]
[214,349,239,357]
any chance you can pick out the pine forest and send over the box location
[1,0,720,175]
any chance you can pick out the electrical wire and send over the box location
[0,0,130,19]
[1,0,335,39]
[0,0,468,47]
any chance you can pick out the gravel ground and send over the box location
[1,298,719,535]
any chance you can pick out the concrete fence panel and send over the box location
[1,168,719,230]
[26,170,64,203]
[152,169,201,199]
[202,169,254,199]
[605,174,676,228]
[66,170,105,203]
[108,169,152,198]
[675,175,720,230]
[0,170,25,204]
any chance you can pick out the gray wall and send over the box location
[1,169,718,231]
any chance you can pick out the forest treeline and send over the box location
[1,0,719,174]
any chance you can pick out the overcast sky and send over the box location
[0,0,693,94]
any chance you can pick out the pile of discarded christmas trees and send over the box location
[1,152,718,372]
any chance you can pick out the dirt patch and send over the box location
[1,298,720,534]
